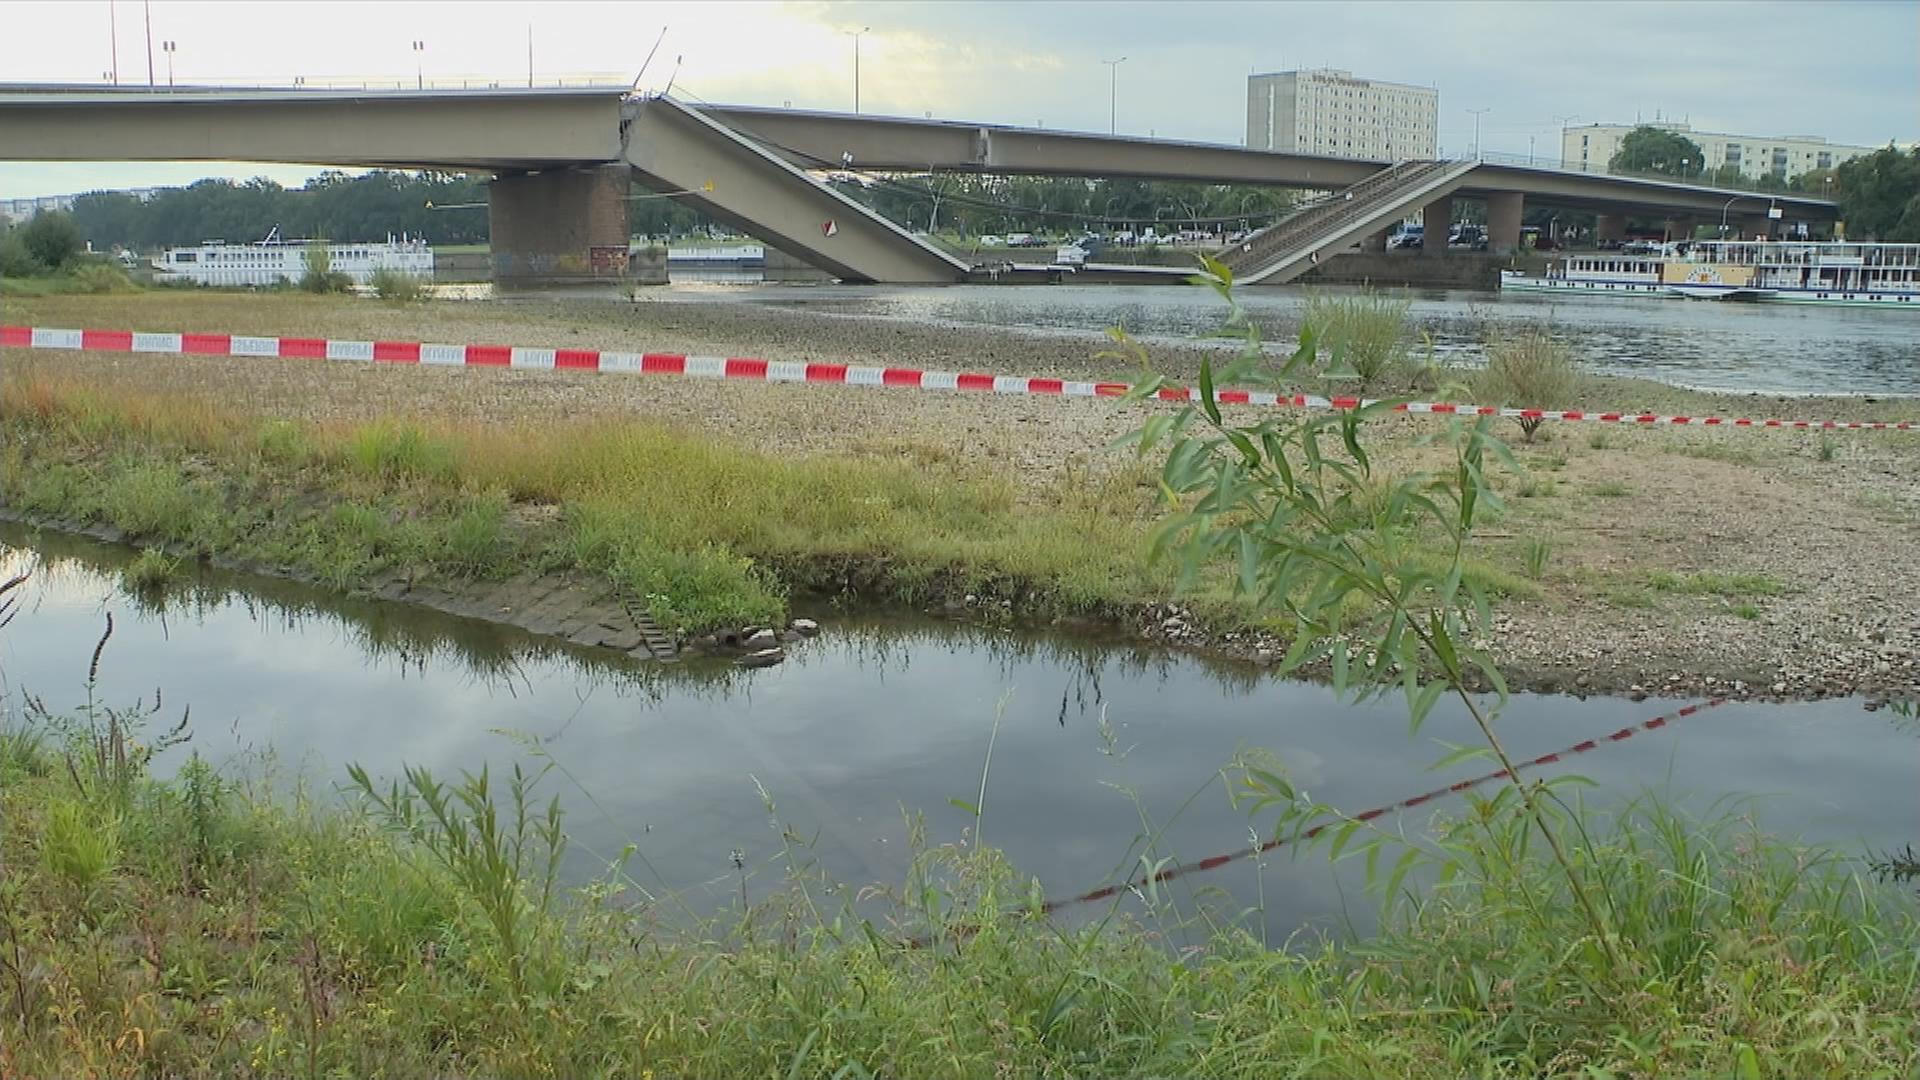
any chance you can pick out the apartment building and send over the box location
[1562,122,1880,181]
[1247,69,1438,161]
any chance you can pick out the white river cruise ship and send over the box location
[1499,241,1920,309]
[153,229,434,287]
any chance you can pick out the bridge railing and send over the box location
[1221,160,1462,273]
[1462,150,1824,200]
[23,74,634,93]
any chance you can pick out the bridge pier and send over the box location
[1487,191,1524,253]
[488,165,633,287]
[1422,197,1452,253]
[1364,228,1390,252]
[1595,214,1627,245]
[1664,216,1695,242]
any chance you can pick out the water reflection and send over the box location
[1,525,1912,942]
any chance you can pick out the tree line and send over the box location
[63,167,1305,254]
[68,171,491,251]
[1610,127,1920,239]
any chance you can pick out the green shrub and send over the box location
[344,421,457,483]
[20,211,82,270]
[369,267,427,302]
[121,548,181,592]
[1476,329,1585,442]
[66,261,136,294]
[300,243,352,294]
[1303,290,1412,391]
[0,228,41,277]
[1520,534,1552,579]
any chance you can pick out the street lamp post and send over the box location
[1466,107,1490,161]
[107,0,119,85]
[412,40,425,89]
[162,40,175,88]
[1551,114,1579,168]
[846,26,869,113]
[1102,57,1127,135]
[1720,195,1778,238]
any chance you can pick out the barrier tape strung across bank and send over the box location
[1035,697,1731,916]
[4,324,1914,432]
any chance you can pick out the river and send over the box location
[721,283,1920,397]
[2,528,1912,940]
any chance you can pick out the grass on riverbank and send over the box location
[1,677,1914,1077]
[0,365,1535,637]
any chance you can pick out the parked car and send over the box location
[1006,232,1035,247]
[1390,227,1424,249]
[976,235,1004,247]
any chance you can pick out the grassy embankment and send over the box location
[0,361,1536,638]
[2,647,1915,1076]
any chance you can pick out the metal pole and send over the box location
[108,0,119,85]
[413,40,424,89]
[1467,107,1490,161]
[142,0,154,89]
[846,27,869,113]
[1102,57,1126,135]
[527,24,533,88]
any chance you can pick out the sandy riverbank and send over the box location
[4,291,1917,702]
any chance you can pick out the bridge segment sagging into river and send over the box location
[0,85,1841,285]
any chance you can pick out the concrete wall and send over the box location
[488,165,631,286]
[1296,251,1508,291]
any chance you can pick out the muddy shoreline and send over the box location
[6,510,1905,708]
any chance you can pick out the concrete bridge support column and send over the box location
[488,165,632,286]
[1664,216,1695,242]
[1364,228,1390,252]
[1595,214,1627,245]
[1422,197,1452,253]
[1487,191,1524,253]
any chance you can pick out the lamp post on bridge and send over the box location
[162,40,175,88]
[846,26,869,113]
[412,40,425,90]
[1466,107,1490,161]
[1102,57,1126,135]
[1551,115,1580,169]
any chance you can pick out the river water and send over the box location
[731,284,1920,397]
[450,276,1920,396]
[3,528,1911,939]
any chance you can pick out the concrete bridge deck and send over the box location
[0,85,1840,284]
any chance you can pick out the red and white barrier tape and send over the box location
[5,324,1914,431]
[1036,697,1731,915]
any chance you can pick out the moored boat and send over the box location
[1500,241,1920,308]
[152,228,434,288]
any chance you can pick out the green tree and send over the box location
[1830,146,1920,241]
[1608,126,1706,178]
[19,211,82,270]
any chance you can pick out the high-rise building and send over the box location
[1563,122,1882,181]
[1247,69,1438,161]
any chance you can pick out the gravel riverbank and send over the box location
[5,292,1918,703]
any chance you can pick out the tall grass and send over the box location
[1476,328,1585,442]
[1302,290,1413,392]
[0,702,1911,1077]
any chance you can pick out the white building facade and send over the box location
[1247,69,1438,161]
[1562,122,1881,181]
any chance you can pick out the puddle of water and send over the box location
[1,525,1911,939]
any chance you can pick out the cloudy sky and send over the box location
[1,0,1915,198]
